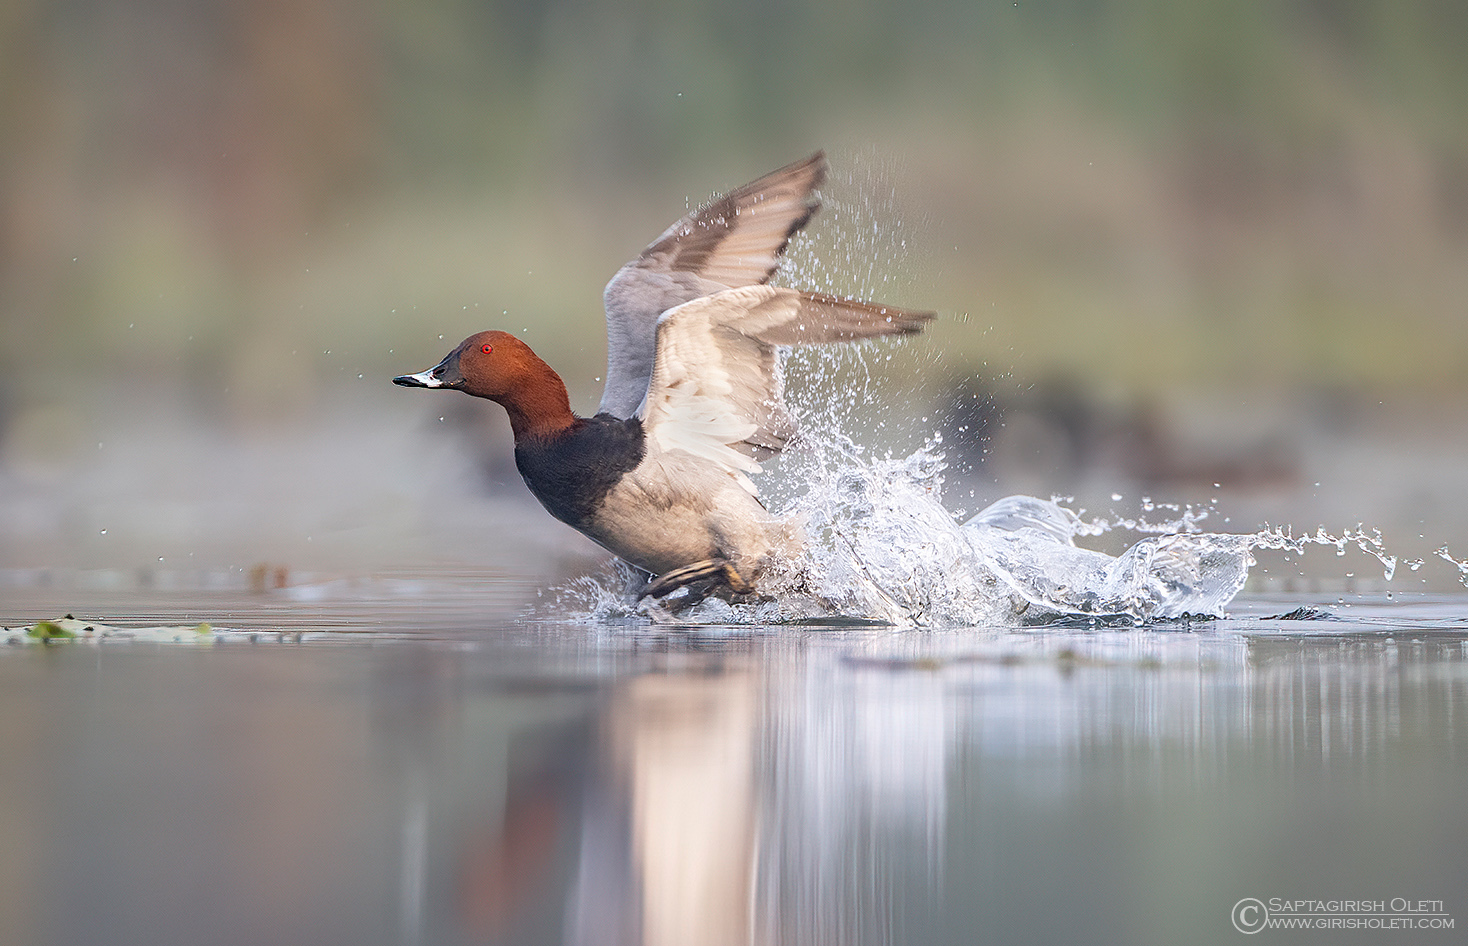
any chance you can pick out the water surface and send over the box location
[3,588,1465,946]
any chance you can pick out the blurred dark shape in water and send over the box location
[939,374,1300,496]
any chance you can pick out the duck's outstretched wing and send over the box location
[640,285,934,491]
[599,152,828,417]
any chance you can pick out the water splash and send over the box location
[754,439,1257,626]
[1251,525,1399,581]
[1434,546,1468,586]
[760,443,1022,627]
[550,437,1261,627]
[778,148,927,306]
[961,495,1253,622]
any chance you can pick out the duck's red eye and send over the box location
[481,344,493,354]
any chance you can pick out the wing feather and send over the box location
[638,151,827,285]
[598,153,828,417]
[640,286,935,491]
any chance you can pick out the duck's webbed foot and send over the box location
[638,558,754,606]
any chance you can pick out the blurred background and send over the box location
[3,0,1468,594]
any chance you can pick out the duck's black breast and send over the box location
[514,414,646,529]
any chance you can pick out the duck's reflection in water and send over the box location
[432,631,1468,945]
[756,662,948,946]
[444,650,947,946]
[571,671,760,946]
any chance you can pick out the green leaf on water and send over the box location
[28,621,77,640]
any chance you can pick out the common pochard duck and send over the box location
[395,155,933,599]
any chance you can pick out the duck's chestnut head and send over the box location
[393,330,529,400]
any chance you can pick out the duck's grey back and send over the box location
[598,152,827,418]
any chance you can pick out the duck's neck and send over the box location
[497,359,578,442]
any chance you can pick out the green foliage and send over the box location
[3,0,1467,407]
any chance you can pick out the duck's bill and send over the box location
[393,350,465,389]
[392,369,446,388]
